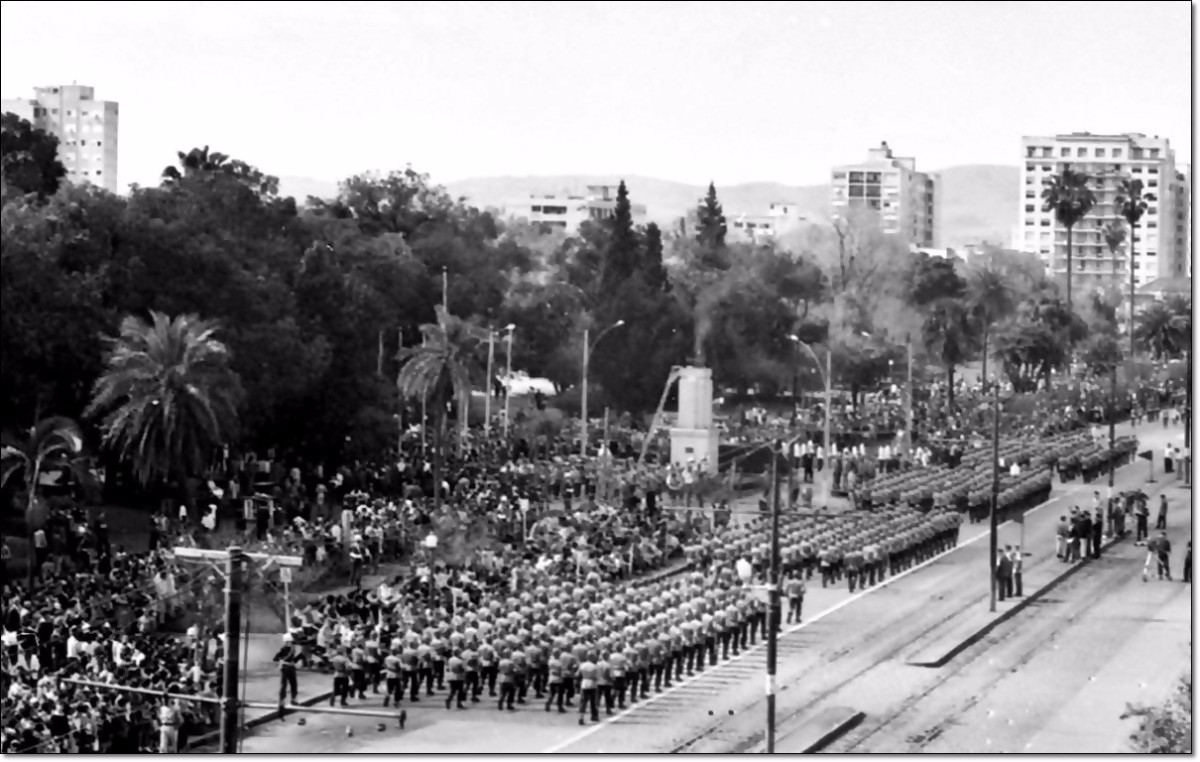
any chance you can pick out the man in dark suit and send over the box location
[995,547,1014,601]
[1154,532,1172,581]
[1010,546,1024,597]
[1079,510,1093,559]
[1091,509,1104,559]
[1183,541,1192,584]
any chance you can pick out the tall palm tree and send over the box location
[922,297,976,407]
[85,312,242,494]
[1041,164,1096,315]
[397,306,481,508]
[1102,220,1127,284]
[964,266,1016,386]
[160,145,232,184]
[0,417,85,587]
[1115,178,1156,359]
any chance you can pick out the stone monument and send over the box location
[670,364,719,475]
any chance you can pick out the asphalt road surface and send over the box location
[223,422,1189,754]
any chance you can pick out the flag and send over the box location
[1138,450,1154,462]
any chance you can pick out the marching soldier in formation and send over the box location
[273,503,965,728]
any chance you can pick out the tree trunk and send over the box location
[433,404,445,509]
[1128,222,1137,361]
[980,330,989,388]
[1066,224,1074,315]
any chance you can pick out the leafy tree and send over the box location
[396,307,481,506]
[640,222,669,293]
[908,253,965,307]
[1041,163,1096,314]
[1080,333,1122,377]
[921,297,976,405]
[753,245,827,322]
[694,181,728,258]
[499,280,585,392]
[964,264,1017,384]
[0,416,85,587]
[85,312,242,496]
[1,112,67,199]
[993,283,1086,391]
[1115,177,1156,357]
[161,146,231,182]
[600,180,639,294]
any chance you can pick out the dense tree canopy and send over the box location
[3,122,1177,484]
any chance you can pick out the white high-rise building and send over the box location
[1015,133,1183,291]
[1,83,119,193]
[830,141,937,246]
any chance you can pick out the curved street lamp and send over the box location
[581,320,625,457]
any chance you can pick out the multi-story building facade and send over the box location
[508,184,647,231]
[830,141,937,246]
[1,84,119,193]
[728,201,808,243]
[1015,133,1184,292]
[1170,163,1190,278]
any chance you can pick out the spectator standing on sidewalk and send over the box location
[995,547,1013,601]
[1055,516,1069,561]
[1091,509,1103,559]
[1155,494,1168,530]
[1010,546,1024,597]
[1135,500,1150,543]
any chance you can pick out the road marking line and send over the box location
[541,468,1149,754]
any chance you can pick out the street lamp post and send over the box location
[788,336,832,456]
[423,533,439,602]
[502,325,515,438]
[581,320,625,458]
[765,440,783,753]
[484,324,515,438]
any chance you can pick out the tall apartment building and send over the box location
[508,184,647,231]
[830,141,937,246]
[0,84,119,193]
[1015,133,1184,291]
[1171,163,1190,278]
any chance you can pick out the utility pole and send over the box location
[989,382,1000,613]
[581,326,590,458]
[906,333,914,454]
[765,439,783,754]
[484,328,495,436]
[1107,359,1117,532]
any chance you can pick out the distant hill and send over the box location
[281,166,1020,249]
[934,165,1020,249]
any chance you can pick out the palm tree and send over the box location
[85,312,242,494]
[160,145,232,184]
[964,266,1016,386]
[1041,164,1096,314]
[922,297,976,407]
[397,306,481,508]
[1135,299,1191,361]
[1102,220,1127,284]
[0,417,85,587]
[1115,178,1156,359]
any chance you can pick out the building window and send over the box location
[832,172,846,180]
[848,172,864,183]
[1148,207,1157,215]
[95,170,102,175]
[1149,148,1160,158]
[1060,147,1070,157]
[1025,204,1035,213]
[1146,250,1156,256]
[1025,219,1034,226]
[1041,147,1051,158]
[1025,191,1036,199]
[1112,148,1123,158]
[1095,148,1106,158]
[1025,163,1035,171]
[1040,219,1050,226]
[1148,180,1158,188]
[1076,147,1087,157]
[530,205,542,212]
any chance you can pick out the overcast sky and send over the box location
[0,1,1191,191]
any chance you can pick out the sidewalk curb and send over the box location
[744,708,867,754]
[907,533,1124,669]
[909,474,1178,669]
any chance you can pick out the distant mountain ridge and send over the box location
[278,164,1019,250]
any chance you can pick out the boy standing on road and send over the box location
[1155,495,1168,530]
